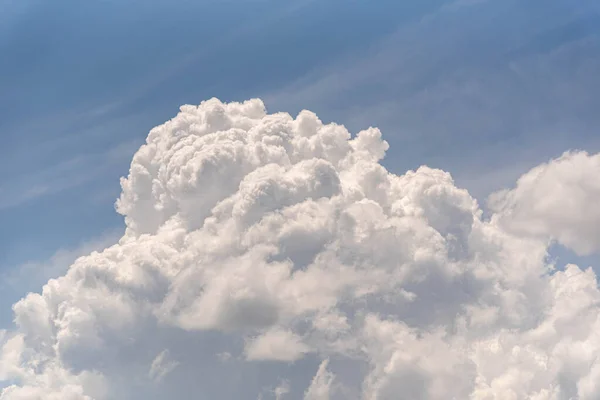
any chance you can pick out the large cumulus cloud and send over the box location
[1,98,599,399]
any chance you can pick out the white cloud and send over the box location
[148,350,178,383]
[0,98,599,399]
[273,380,290,400]
[245,328,310,363]
[489,151,600,256]
[304,359,335,400]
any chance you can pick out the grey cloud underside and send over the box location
[1,98,600,399]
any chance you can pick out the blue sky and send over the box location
[1,0,599,326]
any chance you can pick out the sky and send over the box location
[1,1,600,399]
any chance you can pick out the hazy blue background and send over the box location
[1,0,599,325]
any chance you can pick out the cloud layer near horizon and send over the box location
[1,99,600,399]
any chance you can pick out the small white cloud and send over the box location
[245,328,310,363]
[273,380,290,400]
[216,351,232,363]
[304,359,335,400]
[148,349,179,383]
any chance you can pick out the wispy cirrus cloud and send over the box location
[0,139,139,210]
